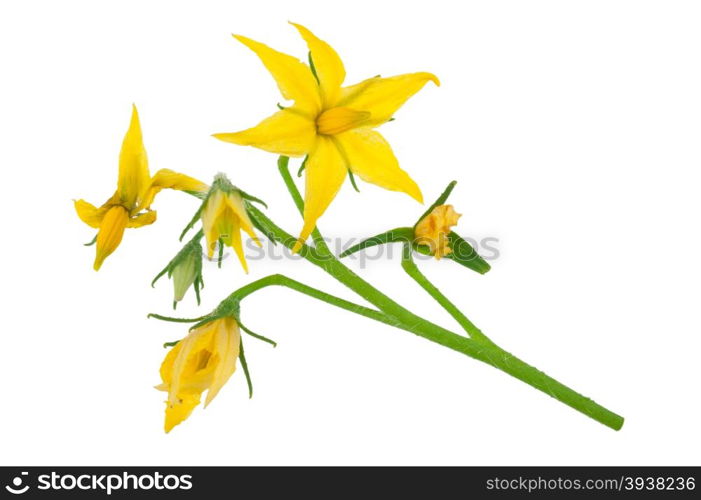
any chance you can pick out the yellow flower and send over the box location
[200,175,261,272]
[414,204,462,259]
[213,23,439,251]
[156,317,241,433]
[74,105,208,270]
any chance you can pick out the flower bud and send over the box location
[171,244,203,304]
[152,231,204,308]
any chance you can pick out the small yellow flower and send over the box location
[74,105,208,270]
[213,23,439,251]
[200,175,261,272]
[156,317,241,433]
[414,205,462,259]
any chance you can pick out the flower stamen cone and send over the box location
[414,204,462,259]
[214,24,438,251]
[156,317,241,433]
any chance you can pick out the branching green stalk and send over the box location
[191,156,624,430]
[245,200,624,430]
[400,243,492,344]
[228,273,403,330]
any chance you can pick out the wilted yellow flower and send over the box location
[156,317,241,433]
[414,204,461,259]
[74,105,208,270]
[200,175,261,272]
[213,23,439,251]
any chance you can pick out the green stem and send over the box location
[277,156,332,257]
[245,202,624,430]
[227,157,625,430]
[464,341,623,430]
[228,273,403,330]
[400,243,492,344]
[248,204,461,340]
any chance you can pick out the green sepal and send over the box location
[239,339,253,399]
[239,321,277,347]
[155,296,238,332]
[297,156,308,177]
[183,189,207,200]
[152,229,204,287]
[147,313,209,323]
[339,227,414,258]
[413,231,491,275]
[179,200,207,241]
[414,180,457,229]
[217,238,224,268]
[308,51,319,84]
[163,340,180,348]
[246,202,281,248]
[83,235,97,247]
[445,232,491,274]
[347,169,361,192]
[238,189,268,209]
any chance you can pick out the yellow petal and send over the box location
[126,210,157,228]
[204,318,240,407]
[316,107,371,136]
[202,190,228,258]
[213,108,317,157]
[227,220,249,273]
[159,340,184,387]
[167,326,207,405]
[233,34,321,113]
[93,205,129,270]
[164,392,200,433]
[337,72,439,126]
[293,136,347,252]
[290,23,345,107]
[225,191,261,247]
[139,169,208,211]
[117,105,150,210]
[74,199,107,228]
[335,128,423,203]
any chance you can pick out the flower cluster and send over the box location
[76,24,501,432]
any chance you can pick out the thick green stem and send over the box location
[234,159,625,430]
[401,243,492,344]
[465,342,624,430]
[245,202,624,430]
[228,273,403,330]
[248,204,462,341]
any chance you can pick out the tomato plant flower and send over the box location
[213,24,439,251]
[74,105,208,270]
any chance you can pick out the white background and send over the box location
[1,0,699,466]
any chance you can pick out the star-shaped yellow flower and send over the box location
[75,105,208,270]
[213,23,439,251]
